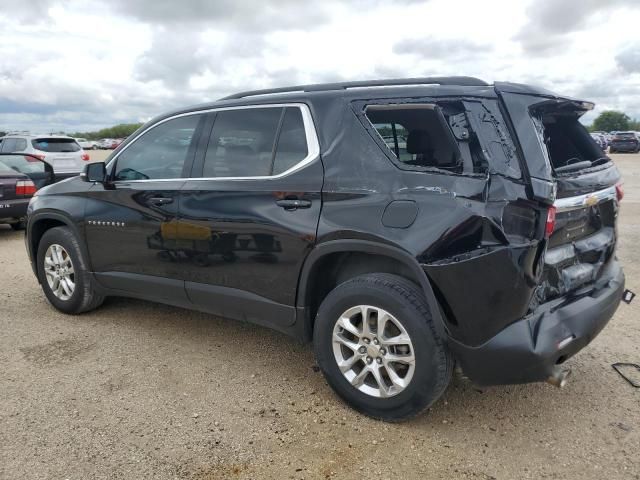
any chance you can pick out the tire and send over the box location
[10,221,26,231]
[313,273,452,421]
[92,145,98,150]
[36,226,104,314]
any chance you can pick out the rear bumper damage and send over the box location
[449,259,624,386]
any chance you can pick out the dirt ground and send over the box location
[85,148,112,163]
[1,154,639,480]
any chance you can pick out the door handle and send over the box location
[149,197,173,206]
[276,198,312,210]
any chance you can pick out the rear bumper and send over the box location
[449,259,624,385]
[0,198,29,223]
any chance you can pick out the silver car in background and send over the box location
[0,134,89,174]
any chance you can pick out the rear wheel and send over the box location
[37,226,104,314]
[313,273,452,421]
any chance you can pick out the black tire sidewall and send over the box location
[314,276,449,420]
[37,227,87,313]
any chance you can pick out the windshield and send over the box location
[614,133,636,140]
[32,138,81,153]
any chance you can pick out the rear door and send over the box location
[85,113,206,302]
[178,104,322,329]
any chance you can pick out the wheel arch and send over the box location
[295,240,447,342]
[28,211,90,276]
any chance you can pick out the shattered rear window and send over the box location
[361,99,521,179]
[365,103,473,175]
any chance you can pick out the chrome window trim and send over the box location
[108,103,320,183]
[554,185,617,212]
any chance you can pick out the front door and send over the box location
[84,113,206,301]
[178,105,323,329]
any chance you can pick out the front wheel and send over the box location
[313,273,452,421]
[36,226,104,314]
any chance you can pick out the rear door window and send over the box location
[31,138,81,153]
[203,107,283,178]
[272,107,309,175]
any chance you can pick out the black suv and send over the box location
[26,77,625,420]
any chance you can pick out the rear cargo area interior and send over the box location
[536,111,605,172]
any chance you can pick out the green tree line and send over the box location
[70,123,143,140]
[587,111,640,132]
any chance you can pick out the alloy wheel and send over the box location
[44,244,75,301]
[332,305,416,398]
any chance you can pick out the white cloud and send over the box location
[0,0,639,133]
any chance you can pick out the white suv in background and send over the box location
[0,135,89,174]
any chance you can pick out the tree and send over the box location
[592,111,630,132]
[70,123,144,140]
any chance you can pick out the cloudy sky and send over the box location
[1,0,639,133]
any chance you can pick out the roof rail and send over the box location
[219,76,489,100]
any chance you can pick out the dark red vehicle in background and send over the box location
[0,153,66,229]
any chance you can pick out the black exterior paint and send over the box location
[25,80,625,386]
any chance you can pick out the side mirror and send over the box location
[82,162,107,183]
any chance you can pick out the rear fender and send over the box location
[295,239,448,341]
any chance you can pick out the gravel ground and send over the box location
[1,154,639,480]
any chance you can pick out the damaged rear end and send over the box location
[444,84,625,386]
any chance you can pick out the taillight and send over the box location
[81,152,90,161]
[16,179,37,196]
[616,183,624,202]
[545,206,556,239]
[25,154,46,162]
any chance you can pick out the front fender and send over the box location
[27,196,88,277]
